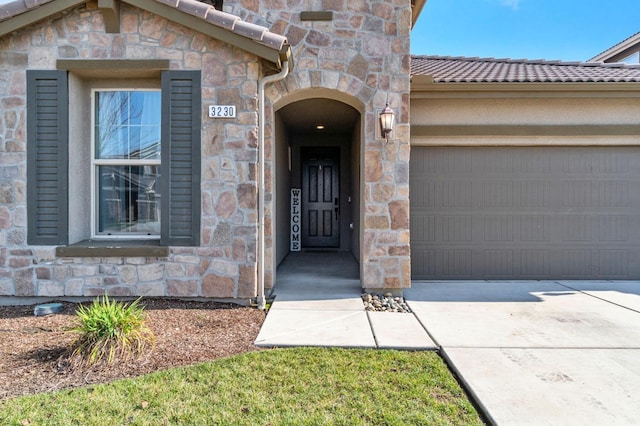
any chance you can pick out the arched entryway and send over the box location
[272,94,363,284]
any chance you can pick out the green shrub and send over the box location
[68,295,155,366]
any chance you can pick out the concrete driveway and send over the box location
[405,281,640,426]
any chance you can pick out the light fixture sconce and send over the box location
[379,102,395,142]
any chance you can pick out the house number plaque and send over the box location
[208,105,236,118]
[290,188,301,251]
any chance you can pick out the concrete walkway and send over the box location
[254,252,436,350]
[256,255,640,425]
[406,280,640,426]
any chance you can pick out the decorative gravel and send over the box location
[361,293,412,313]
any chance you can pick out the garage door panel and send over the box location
[598,216,628,241]
[411,147,640,280]
[597,250,628,277]
[482,249,516,277]
[410,245,640,279]
[520,215,551,241]
[412,248,475,278]
[520,249,551,277]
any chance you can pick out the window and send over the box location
[27,69,201,247]
[93,90,161,238]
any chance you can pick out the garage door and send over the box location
[410,147,640,280]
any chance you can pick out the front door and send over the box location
[302,147,340,247]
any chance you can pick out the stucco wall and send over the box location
[411,94,640,147]
[412,96,640,126]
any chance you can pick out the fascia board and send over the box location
[590,33,640,62]
[412,0,427,27]
[0,0,86,38]
[125,0,285,68]
[0,0,289,69]
[411,81,640,98]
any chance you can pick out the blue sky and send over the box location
[411,0,640,62]
[1,0,637,62]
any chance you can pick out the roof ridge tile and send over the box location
[204,7,239,30]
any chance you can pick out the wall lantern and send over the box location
[379,102,395,142]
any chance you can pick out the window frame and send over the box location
[90,88,162,240]
[27,68,202,248]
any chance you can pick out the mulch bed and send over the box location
[0,299,266,400]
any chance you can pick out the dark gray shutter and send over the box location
[160,71,201,246]
[26,70,69,245]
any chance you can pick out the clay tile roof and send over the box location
[411,55,640,83]
[172,0,287,51]
[0,0,288,53]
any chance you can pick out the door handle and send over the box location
[334,198,339,220]
[335,207,339,220]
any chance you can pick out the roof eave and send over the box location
[0,0,292,71]
[411,76,640,97]
[127,0,291,70]
[590,33,640,63]
[0,0,85,37]
[411,0,427,27]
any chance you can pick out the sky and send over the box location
[1,0,638,62]
[411,0,640,62]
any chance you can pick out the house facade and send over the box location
[410,56,640,280]
[2,1,640,303]
[0,0,415,302]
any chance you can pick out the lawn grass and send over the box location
[1,348,483,425]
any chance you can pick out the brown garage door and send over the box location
[410,147,640,280]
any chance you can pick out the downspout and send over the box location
[257,61,289,310]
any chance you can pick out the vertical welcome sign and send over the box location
[290,188,301,251]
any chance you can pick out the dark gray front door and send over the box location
[302,147,340,247]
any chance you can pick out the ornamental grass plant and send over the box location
[67,295,155,366]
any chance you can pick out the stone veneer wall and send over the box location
[0,2,262,298]
[225,0,412,289]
